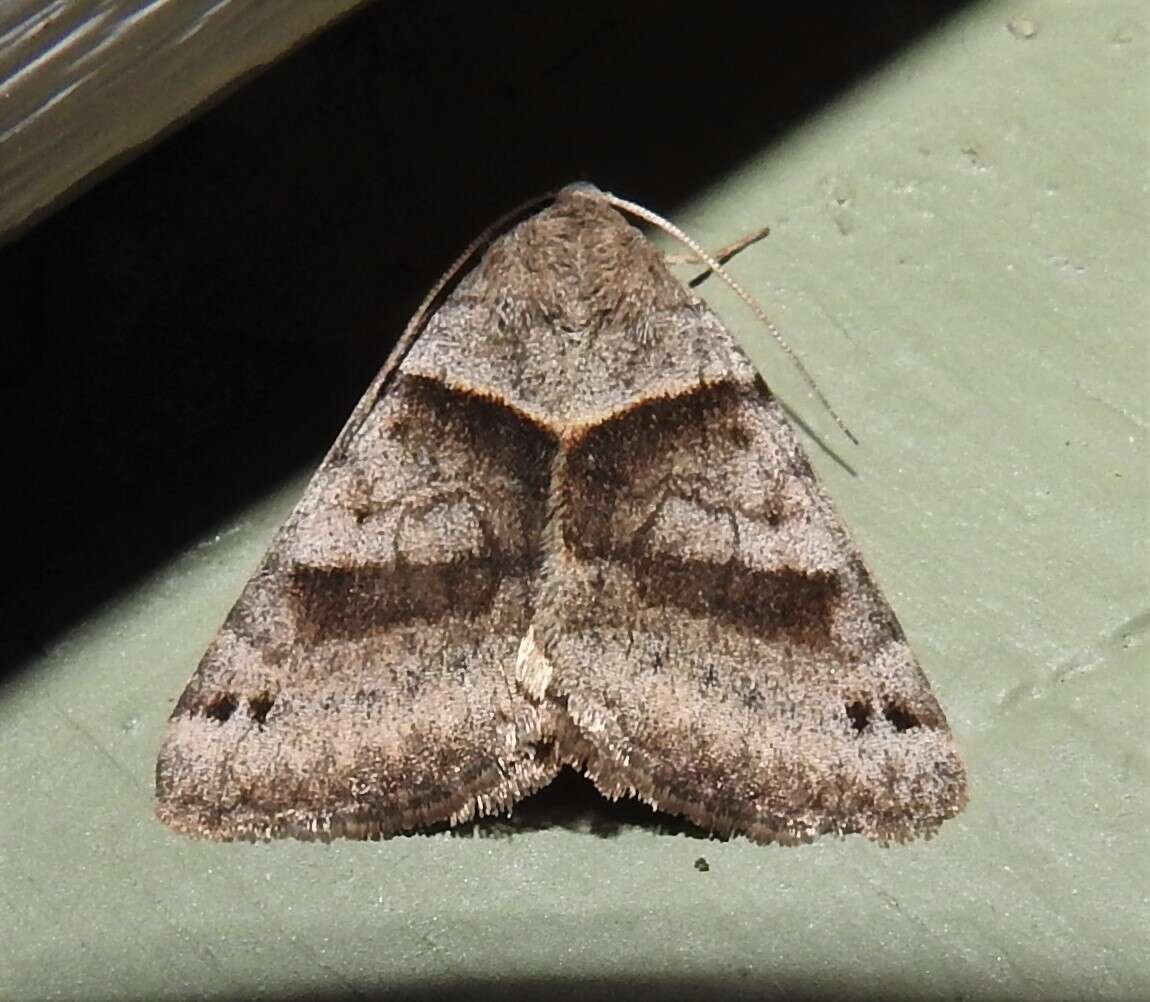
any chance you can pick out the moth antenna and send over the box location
[602,191,859,446]
[390,191,557,381]
[331,191,557,457]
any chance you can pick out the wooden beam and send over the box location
[0,0,367,245]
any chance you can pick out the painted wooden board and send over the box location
[0,0,365,244]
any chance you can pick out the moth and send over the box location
[156,183,968,843]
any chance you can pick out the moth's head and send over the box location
[465,183,685,335]
[554,180,606,203]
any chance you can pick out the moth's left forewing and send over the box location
[539,289,968,844]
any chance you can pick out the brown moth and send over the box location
[155,183,968,843]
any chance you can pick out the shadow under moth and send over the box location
[155,183,968,844]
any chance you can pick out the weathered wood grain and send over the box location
[0,0,367,245]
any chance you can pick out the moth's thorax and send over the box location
[400,195,757,431]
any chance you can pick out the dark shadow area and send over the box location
[118,972,1096,1002]
[0,1,974,679]
[467,766,712,840]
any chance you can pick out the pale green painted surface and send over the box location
[1,3,1146,999]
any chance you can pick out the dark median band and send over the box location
[289,556,533,640]
[632,556,842,643]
